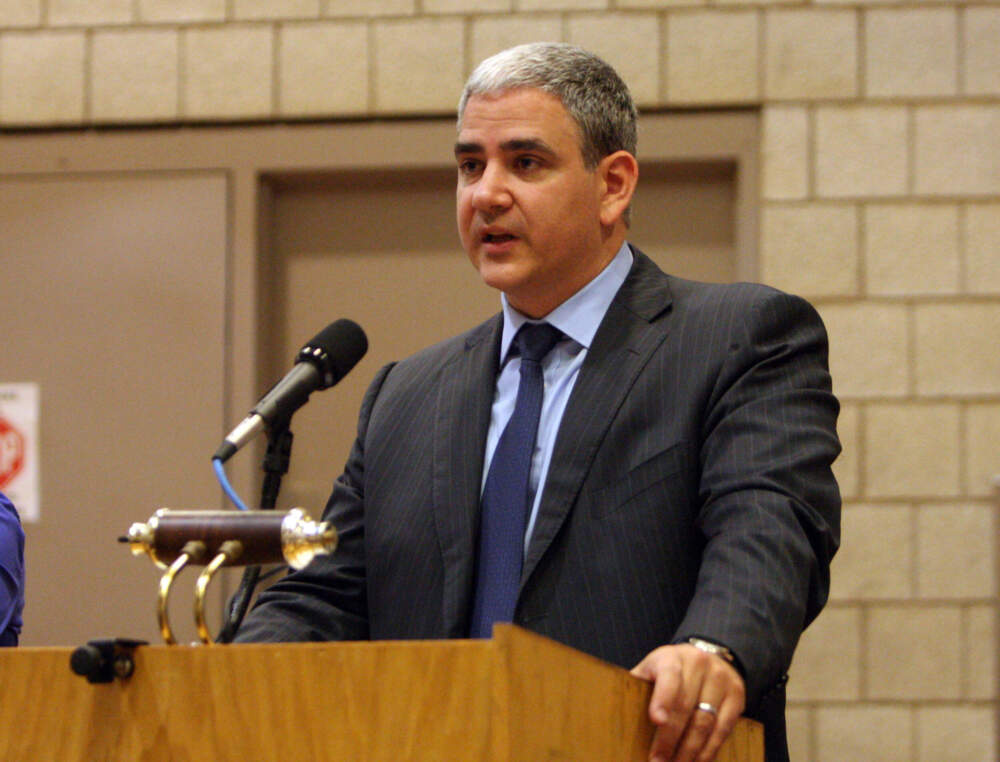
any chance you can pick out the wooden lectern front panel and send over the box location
[0,627,762,761]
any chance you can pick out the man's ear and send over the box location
[597,150,639,228]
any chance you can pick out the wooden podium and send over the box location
[0,625,762,761]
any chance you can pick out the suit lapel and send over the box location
[432,315,502,637]
[521,250,674,588]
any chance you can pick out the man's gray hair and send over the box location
[458,42,637,169]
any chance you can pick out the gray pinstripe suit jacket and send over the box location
[237,248,841,758]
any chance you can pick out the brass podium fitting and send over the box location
[157,540,206,645]
[126,508,336,570]
[125,508,337,645]
[194,540,243,645]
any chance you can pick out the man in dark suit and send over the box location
[237,42,840,762]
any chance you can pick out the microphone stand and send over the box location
[217,419,294,643]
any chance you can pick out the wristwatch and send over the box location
[687,637,735,664]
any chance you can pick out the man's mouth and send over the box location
[482,232,516,244]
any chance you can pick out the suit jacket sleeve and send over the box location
[671,287,841,703]
[233,362,396,643]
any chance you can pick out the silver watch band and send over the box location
[687,637,735,663]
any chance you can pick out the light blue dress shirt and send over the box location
[482,242,634,551]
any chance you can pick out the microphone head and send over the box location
[297,319,368,389]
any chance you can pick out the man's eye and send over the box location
[515,156,540,171]
[458,159,481,176]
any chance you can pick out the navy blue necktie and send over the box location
[470,322,562,638]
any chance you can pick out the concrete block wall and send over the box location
[1,1,997,758]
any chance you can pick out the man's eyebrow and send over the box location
[454,141,481,156]
[453,138,557,156]
[501,138,556,156]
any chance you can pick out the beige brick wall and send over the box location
[1,2,997,758]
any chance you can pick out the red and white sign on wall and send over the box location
[0,383,39,522]
[0,416,25,486]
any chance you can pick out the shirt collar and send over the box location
[499,241,634,361]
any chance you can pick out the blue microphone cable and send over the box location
[213,457,250,512]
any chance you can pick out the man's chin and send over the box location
[475,261,528,295]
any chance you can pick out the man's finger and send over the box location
[633,651,684,724]
[669,694,724,762]
[643,655,708,759]
[694,697,741,762]
[674,666,745,762]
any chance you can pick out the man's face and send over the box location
[455,88,612,318]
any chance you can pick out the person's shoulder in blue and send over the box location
[0,491,25,646]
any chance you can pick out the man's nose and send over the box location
[472,163,513,211]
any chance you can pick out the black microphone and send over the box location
[213,319,368,462]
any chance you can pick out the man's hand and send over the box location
[630,643,746,762]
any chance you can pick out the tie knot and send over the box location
[514,322,562,364]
